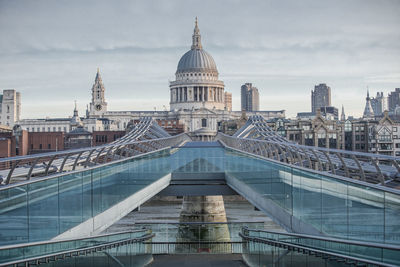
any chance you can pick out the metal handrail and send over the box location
[220,132,400,161]
[0,229,148,250]
[0,132,190,185]
[220,139,400,195]
[217,132,400,187]
[0,233,154,267]
[240,233,398,267]
[0,146,171,191]
[242,227,400,250]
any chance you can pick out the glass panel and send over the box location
[0,185,28,245]
[28,178,59,242]
[385,192,400,244]
[59,172,83,233]
[348,184,384,242]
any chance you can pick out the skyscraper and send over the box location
[241,83,260,112]
[388,88,400,111]
[311,84,331,113]
[370,92,387,115]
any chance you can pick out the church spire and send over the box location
[363,89,374,119]
[191,17,202,50]
[95,67,102,82]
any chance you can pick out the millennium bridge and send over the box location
[0,116,399,266]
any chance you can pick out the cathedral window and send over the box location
[202,118,207,127]
[7,105,9,113]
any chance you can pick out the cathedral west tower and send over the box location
[89,68,108,117]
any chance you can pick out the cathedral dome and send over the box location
[176,18,218,75]
[177,49,217,74]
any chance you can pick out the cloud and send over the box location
[0,0,399,118]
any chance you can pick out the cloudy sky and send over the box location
[0,0,399,119]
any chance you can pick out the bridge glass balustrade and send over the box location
[0,149,171,246]
[243,228,400,266]
[223,148,400,245]
[1,142,400,249]
[170,144,225,174]
[0,230,149,265]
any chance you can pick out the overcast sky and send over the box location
[0,0,399,119]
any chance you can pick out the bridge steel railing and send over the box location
[0,230,154,267]
[240,227,400,267]
[216,132,400,188]
[0,133,191,185]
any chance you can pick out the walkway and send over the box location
[149,254,246,267]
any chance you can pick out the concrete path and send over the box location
[148,254,247,267]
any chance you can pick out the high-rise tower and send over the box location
[89,68,107,117]
[311,84,331,113]
[241,83,260,112]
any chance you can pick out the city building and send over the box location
[0,125,28,157]
[297,106,338,121]
[319,106,338,120]
[0,89,21,127]
[241,83,260,112]
[388,88,400,112]
[311,83,331,113]
[370,92,387,116]
[369,111,400,156]
[224,92,232,111]
[219,111,248,135]
[267,111,344,149]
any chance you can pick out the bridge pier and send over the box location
[177,196,231,251]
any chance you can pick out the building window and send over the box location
[7,105,10,113]
[356,144,360,149]
[42,127,45,132]
[64,127,67,132]
[394,127,397,132]
[53,127,56,131]
[305,133,314,146]
[201,118,207,127]
[48,144,51,149]
[48,127,50,132]
[39,144,42,149]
